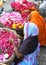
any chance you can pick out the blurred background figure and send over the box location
[3,0,7,3]
[0,0,4,14]
[39,0,46,17]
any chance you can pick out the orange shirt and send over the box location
[30,11,46,46]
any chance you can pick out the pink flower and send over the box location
[0,28,18,61]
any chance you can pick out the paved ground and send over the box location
[3,0,13,12]
[38,46,46,65]
[2,1,46,65]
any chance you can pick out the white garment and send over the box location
[39,1,46,9]
[24,22,39,39]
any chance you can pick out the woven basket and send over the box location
[0,52,15,65]
[0,27,22,65]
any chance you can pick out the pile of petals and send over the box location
[11,2,28,11]
[11,1,36,19]
[11,1,36,12]
[22,1,36,10]
[0,28,18,62]
[0,12,24,29]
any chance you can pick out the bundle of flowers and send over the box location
[11,2,21,11]
[10,1,36,19]
[11,2,28,11]
[11,0,36,11]
[22,1,36,10]
[0,12,24,29]
[0,28,18,62]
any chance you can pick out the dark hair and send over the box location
[13,28,24,37]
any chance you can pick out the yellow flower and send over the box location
[12,23,16,29]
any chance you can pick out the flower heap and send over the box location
[11,0,36,11]
[11,0,36,19]
[0,28,18,62]
[0,12,24,29]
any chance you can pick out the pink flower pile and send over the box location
[0,12,24,28]
[22,1,36,9]
[11,1,36,19]
[11,2,28,11]
[0,28,18,62]
[11,0,36,11]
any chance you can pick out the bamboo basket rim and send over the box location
[0,52,15,64]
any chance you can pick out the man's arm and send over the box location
[14,47,24,59]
